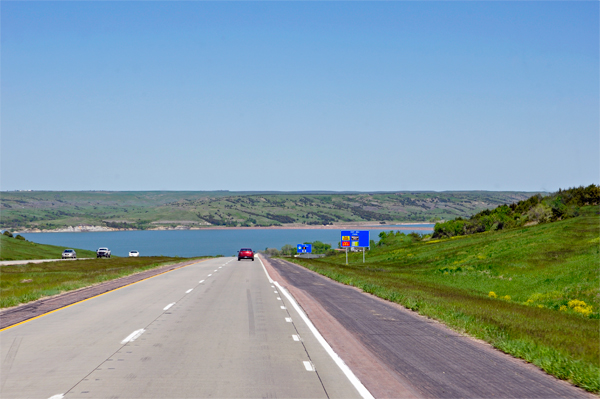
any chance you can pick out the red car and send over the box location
[238,248,254,261]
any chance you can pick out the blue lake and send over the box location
[22,225,434,257]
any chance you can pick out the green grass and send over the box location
[0,234,97,261]
[0,256,199,308]
[290,206,600,392]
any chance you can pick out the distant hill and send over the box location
[0,190,540,232]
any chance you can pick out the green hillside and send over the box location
[0,190,537,231]
[0,234,97,261]
[291,206,600,392]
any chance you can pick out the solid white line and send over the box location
[258,254,274,284]
[186,289,193,293]
[48,395,64,399]
[121,329,145,344]
[255,255,374,399]
[163,303,175,311]
[292,335,300,341]
[303,361,315,371]
[199,280,205,283]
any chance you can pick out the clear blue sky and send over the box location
[2,2,598,192]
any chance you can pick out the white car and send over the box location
[129,250,139,257]
[62,249,77,259]
[96,248,111,258]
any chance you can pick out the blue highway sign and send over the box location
[297,244,312,253]
[340,230,370,248]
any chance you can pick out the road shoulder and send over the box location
[260,255,422,399]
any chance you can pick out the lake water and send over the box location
[21,225,434,258]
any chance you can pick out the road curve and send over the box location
[1,257,363,398]
[263,256,593,399]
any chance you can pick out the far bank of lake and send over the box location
[22,225,434,258]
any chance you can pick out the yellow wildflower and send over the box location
[568,299,587,308]
[488,291,497,298]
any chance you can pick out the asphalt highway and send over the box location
[0,257,364,399]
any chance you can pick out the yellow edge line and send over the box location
[0,259,209,332]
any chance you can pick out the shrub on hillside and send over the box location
[432,184,599,238]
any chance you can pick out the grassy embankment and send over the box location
[0,234,206,309]
[0,256,198,309]
[0,234,97,261]
[290,206,599,392]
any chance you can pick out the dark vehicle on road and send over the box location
[96,247,111,258]
[238,248,254,261]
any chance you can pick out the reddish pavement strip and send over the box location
[0,259,205,330]
[262,256,593,399]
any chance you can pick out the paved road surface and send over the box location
[0,258,92,266]
[1,257,363,398]
[265,257,591,399]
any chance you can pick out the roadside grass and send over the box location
[289,207,600,392]
[0,234,97,261]
[0,256,200,308]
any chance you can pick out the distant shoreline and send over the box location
[16,222,435,234]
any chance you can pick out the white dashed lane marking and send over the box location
[208,274,212,277]
[285,317,292,322]
[186,289,193,293]
[277,297,282,300]
[199,280,205,283]
[163,303,175,311]
[280,306,286,310]
[121,329,145,344]
[303,361,315,371]
[292,335,300,341]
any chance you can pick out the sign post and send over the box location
[340,230,370,264]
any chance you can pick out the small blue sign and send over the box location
[297,244,312,253]
[340,230,370,248]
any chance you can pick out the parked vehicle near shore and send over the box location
[96,248,111,258]
[129,250,139,257]
[62,249,76,259]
